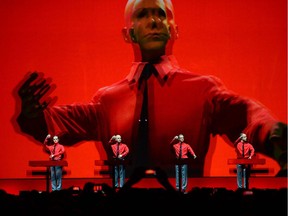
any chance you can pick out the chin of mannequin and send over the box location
[121,27,178,62]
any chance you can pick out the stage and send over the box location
[0,177,287,195]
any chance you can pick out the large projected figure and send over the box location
[16,0,286,177]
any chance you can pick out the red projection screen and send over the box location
[0,0,286,179]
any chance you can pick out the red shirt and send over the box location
[45,143,65,161]
[172,142,196,159]
[111,143,129,159]
[236,141,255,159]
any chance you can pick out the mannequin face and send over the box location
[178,134,184,142]
[130,0,170,55]
[53,136,59,143]
[123,0,178,61]
[242,136,247,142]
[241,134,247,142]
[115,135,122,143]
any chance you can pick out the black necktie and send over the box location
[179,142,182,159]
[134,63,157,168]
[53,144,56,154]
[51,144,56,161]
[117,143,119,158]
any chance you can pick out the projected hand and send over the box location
[18,71,54,118]
[269,122,287,177]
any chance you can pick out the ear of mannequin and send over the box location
[129,29,136,42]
[168,25,179,40]
[122,27,133,43]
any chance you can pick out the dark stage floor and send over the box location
[0,177,287,195]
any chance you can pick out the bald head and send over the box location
[115,135,122,143]
[122,0,178,61]
[124,0,176,28]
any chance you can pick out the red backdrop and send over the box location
[0,0,286,178]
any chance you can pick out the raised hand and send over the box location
[17,71,55,118]
[16,71,57,142]
[109,135,117,143]
[170,135,179,145]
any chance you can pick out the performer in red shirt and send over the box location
[16,0,287,177]
[171,134,197,193]
[234,133,255,189]
[109,135,129,188]
[44,134,65,191]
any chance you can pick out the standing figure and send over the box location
[109,135,130,188]
[44,134,65,191]
[235,133,255,189]
[171,134,197,193]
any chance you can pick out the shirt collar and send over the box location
[125,55,180,83]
